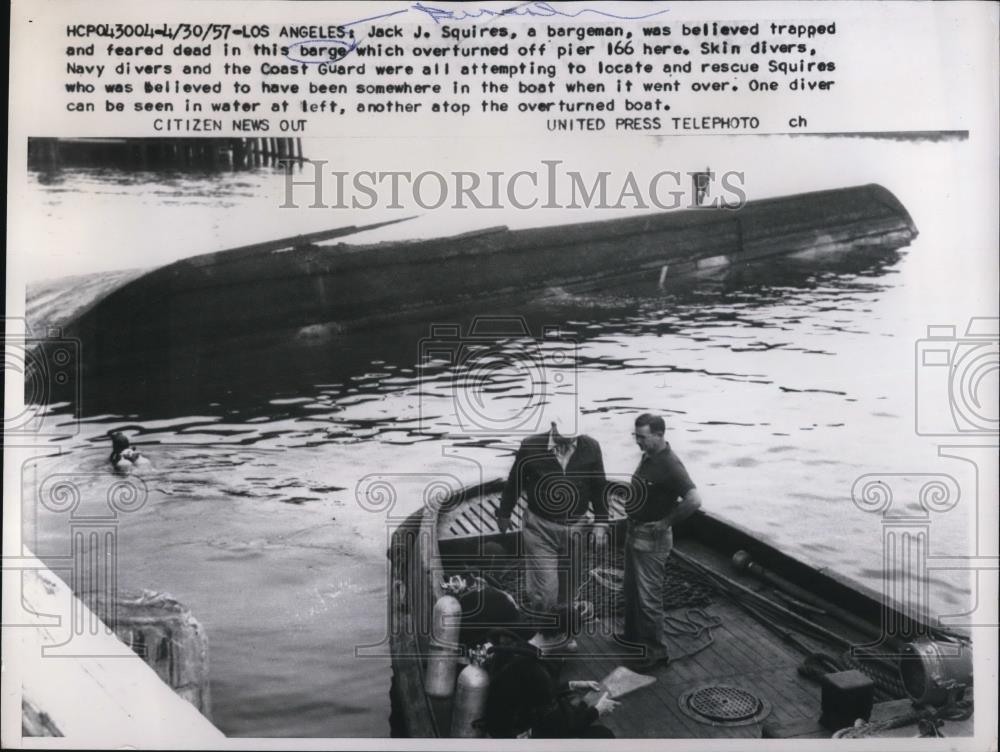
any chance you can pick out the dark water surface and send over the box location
[22,148,984,737]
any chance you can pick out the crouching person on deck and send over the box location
[483,631,618,738]
[496,409,610,654]
[621,413,703,672]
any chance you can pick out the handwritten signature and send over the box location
[285,2,667,65]
[411,2,668,24]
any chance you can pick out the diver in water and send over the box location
[109,432,151,473]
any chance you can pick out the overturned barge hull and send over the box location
[68,183,917,363]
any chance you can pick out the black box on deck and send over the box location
[819,669,875,729]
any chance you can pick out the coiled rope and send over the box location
[574,555,717,622]
[569,555,722,658]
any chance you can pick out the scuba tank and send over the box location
[424,594,462,698]
[450,645,491,738]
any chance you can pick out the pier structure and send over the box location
[27,137,304,171]
[8,551,223,743]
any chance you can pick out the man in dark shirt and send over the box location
[622,413,703,671]
[498,414,610,652]
[484,635,618,738]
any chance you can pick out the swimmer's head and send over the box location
[110,432,131,452]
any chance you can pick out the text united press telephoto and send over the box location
[3,0,998,748]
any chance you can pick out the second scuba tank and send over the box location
[424,594,462,698]
[450,646,491,738]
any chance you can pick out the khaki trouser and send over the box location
[623,518,673,658]
[521,509,587,636]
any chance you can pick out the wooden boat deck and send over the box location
[423,514,868,738]
[418,533,854,738]
[566,602,817,738]
[558,536,837,738]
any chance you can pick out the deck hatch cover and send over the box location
[678,685,771,726]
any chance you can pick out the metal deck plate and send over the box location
[678,684,772,726]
